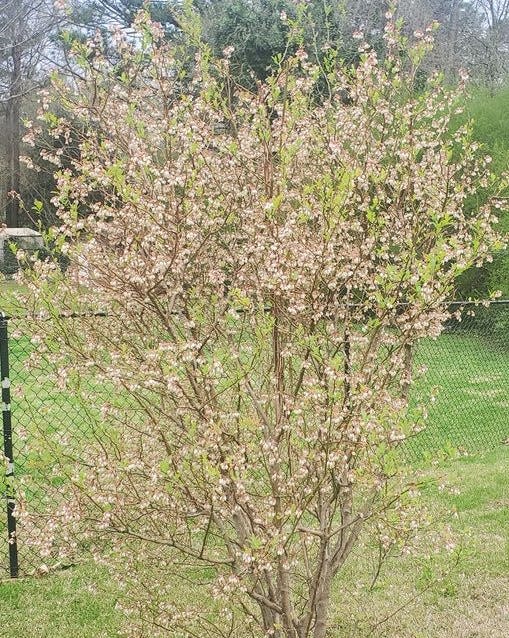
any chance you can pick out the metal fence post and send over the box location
[0,312,18,578]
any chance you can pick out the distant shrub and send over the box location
[456,86,509,299]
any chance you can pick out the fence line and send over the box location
[1,301,509,577]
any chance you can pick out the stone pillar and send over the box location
[0,228,44,275]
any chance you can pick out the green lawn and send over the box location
[0,563,119,637]
[330,446,509,637]
[0,280,26,316]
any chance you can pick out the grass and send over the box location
[0,279,26,316]
[330,446,509,637]
[467,86,509,177]
[0,563,119,637]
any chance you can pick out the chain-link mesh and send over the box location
[1,303,509,576]
[0,314,128,578]
[405,301,509,461]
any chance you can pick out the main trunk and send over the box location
[312,567,332,638]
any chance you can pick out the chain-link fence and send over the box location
[405,301,509,461]
[1,302,509,577]
[0,313,119,578]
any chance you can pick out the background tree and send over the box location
[201,0,391,86]
[398,1,483,80]
[471,0,509,86]
[0,0,60,227]
[66,0,183,35]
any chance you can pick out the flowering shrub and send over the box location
[19,9,505,638]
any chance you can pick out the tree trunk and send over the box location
[445,0,461,81]
[5,40,22,228]
[312,569,332,638]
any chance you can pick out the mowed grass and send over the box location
[0,279,27,316]
[0,563,120,637]
[330,446,509,637]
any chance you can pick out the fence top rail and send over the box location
[447,299,509,308]
[0,311,109,321]
[1,299,509,322]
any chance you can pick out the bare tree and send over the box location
[475,0,509,24]
[471,0,509,85]
[395,1,481,79]
[0,0,59,227]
